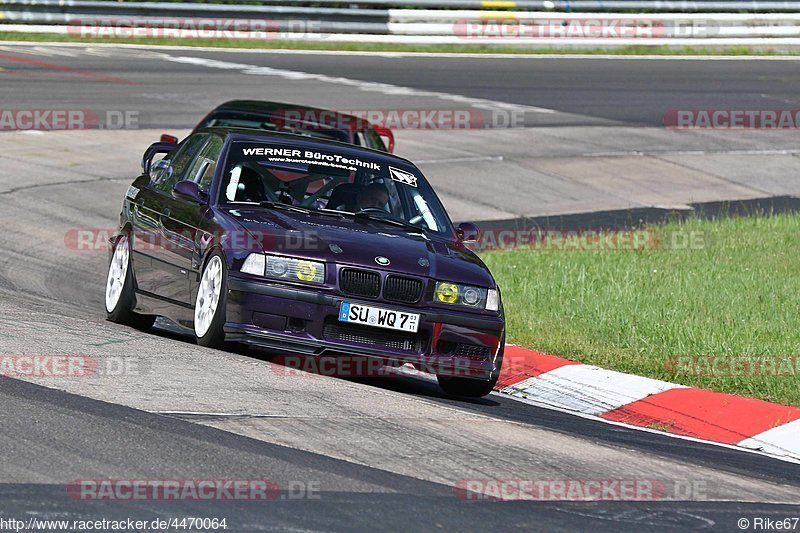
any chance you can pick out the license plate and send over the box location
[338,302,419,333]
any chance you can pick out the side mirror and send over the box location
[160,133,179,144]
[456,222,480,243]
[149,158,171,182]
[172,180,205,204]
[142,141,177,173]
[373,125,395,153]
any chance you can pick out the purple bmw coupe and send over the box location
[106,128,504,397]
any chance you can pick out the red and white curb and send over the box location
[493,345,800,463]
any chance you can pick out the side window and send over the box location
[155,134,208,193]
[187,136,224,191]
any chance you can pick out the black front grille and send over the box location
[340,268,381,298]
[324,322,418,351]
[383,276,424,304]
[438,341,493,361]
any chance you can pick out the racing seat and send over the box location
[327,183,360,212]
[235,169,268,203]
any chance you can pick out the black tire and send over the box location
[437,336,505,398]
[105,235,156,331]
[194,251,228,349]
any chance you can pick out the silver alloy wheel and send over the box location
[105,236,130,313]
[194,255,223,338]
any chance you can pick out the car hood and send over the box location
[222,206,495,288]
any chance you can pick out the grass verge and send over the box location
[0,32,796,55]
[481,213,800,406]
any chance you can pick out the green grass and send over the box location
[0,32,795,55]
[481,214,800,406]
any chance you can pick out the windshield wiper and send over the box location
[352,211,424,232]
[314,208,350,219]
[259,201,312,215]
[257,202,421,232]
[258,202,359,222]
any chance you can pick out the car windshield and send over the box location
[220,141,453,235]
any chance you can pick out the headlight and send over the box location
[268,256,289,276]
[241,253,325,284]
[434,281,495,310]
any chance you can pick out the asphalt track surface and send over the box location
[1,44,800,531]
[150,50,800,127]
[2,45,800,128]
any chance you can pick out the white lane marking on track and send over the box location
[5,40,800,61]
[28,45,79,57]
[159,54,556,114]
[416,155,504,164]
[150,411,292,417]
[0,44,78,57]
[583,149,800,157]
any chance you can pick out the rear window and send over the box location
[201,111,350,144]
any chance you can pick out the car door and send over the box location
[156,135,224,305]
[131,133,208,298]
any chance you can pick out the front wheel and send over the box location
[437,336,505,398]
[194,252,227,349]
[105,235,155,331]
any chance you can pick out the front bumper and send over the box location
[225,277,504,381]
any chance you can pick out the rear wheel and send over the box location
[437,336,505,398]
[194,253,227,349]
[105,235,155,330]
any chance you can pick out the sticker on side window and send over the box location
[226,167,242,202]
[389,167,417,187]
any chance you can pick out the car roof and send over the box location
[196,127,414,165]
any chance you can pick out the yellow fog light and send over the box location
[296,261,317,282]
[435,282,459,304]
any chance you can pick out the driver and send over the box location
[355,183,389,211]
